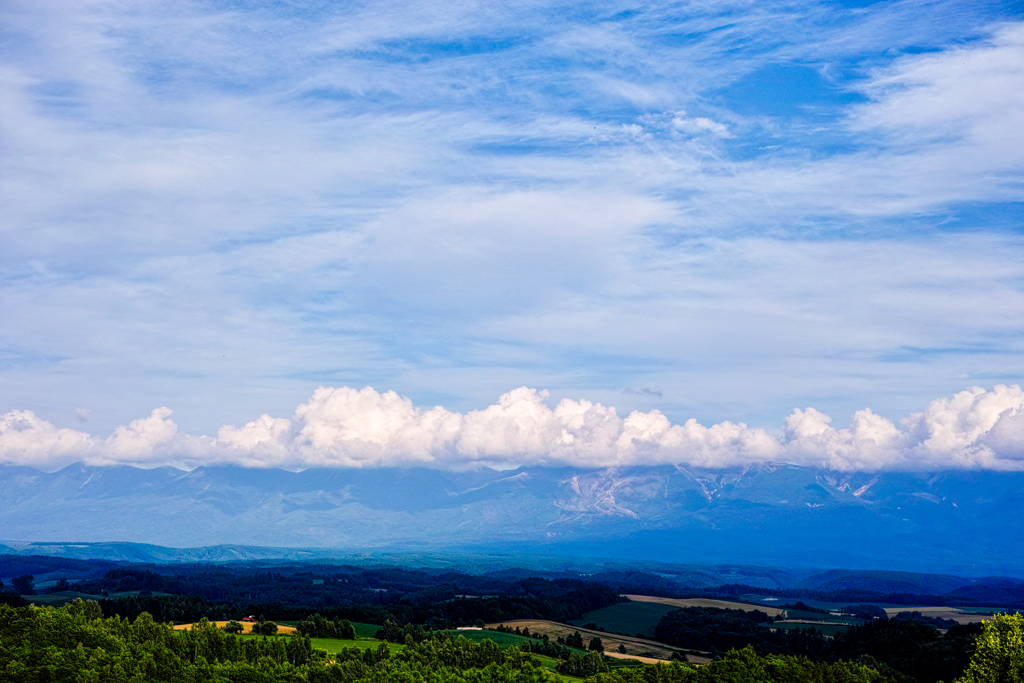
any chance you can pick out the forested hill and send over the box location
[3,555,1023,616]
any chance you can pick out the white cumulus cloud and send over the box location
[2,384,1024,472]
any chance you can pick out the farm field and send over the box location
[174,621,298,635]
[27,591,110,607]
[458,627,673,667]
[573,600,678,638]
[485,619,709,664]
[622,594,784,617]
[451,629,552,649]
[27,590,173,607]
[306,637,405,655]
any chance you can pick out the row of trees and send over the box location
[557,629,604,651]
[297,614,356,639]
[655,606,828,658]
[88,578,621,630]
[654,606,993,683]
[1,574,36,594]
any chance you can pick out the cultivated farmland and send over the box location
[622,594,785,617]
[485,619,710,664]
[573,600,679,638]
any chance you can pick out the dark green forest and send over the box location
[4,555,1023,611]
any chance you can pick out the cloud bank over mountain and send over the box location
[2,384,1024,472]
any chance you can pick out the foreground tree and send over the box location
[957,613,1024,683]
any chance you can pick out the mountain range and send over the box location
[2,462,1022,576]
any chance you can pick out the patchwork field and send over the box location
[485,619,710,664]
[622,594,785,618]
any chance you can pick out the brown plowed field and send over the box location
[622,594,785,617]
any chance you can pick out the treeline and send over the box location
[654,606,984,683]
[95,578,622,628]
[828,619,983,683]
[298,613,356,639]
[587,647,894,683]
[655,607,829,658]
[31,561,621,625]
[7,554,1024,608]
[49,563,625,610]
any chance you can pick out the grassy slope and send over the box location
[573,601,678,638]
[306,637,405,655]
[27,590,174,607]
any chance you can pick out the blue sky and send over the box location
[1,0,1023,470]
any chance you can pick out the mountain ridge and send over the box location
[3,462,1022,575]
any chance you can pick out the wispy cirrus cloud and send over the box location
[0,1,1022,441]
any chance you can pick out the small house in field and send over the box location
[241,616,257,622]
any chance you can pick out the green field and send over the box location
[308,637,405,655]
[231,632,405,655]
[27,590,175,607]
[454,629,587,654]
[26,591,102,607]
[260,629,583,678]
[573,601,679,638]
